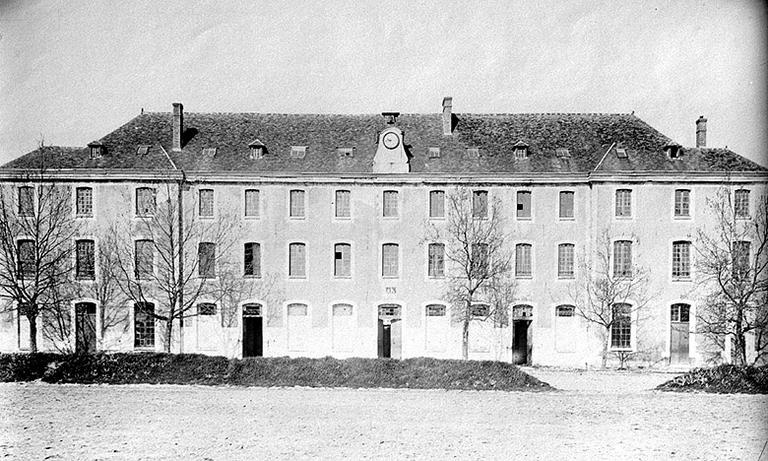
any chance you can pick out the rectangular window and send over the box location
[244,189,260,217]
[76,187,93,217]
[613,240,632,277]
[332,303,354,352]
[473,191,488,218]
[334,243,351,277]
[134,240,154,280]
[335,190,351,218]
[672,241,691,279]
[76,239,95,280]
[515,243,532,277]
[671,303,690,323]
[199,189,214,217]
[615,189,632,217]
[674,189,690,217]
[611,303,632,349]
[17,239,35,277]
[198,242,216,278]
[134,303,155,348]
[287,303,309,351]
[558,243,575,278]
[289,243,306,278]
[556,305,575,317]
[429,190,445,218]
[559,191,574,219]
[472,243,489,276]
[289,190,305,218]
[198,303,217,315]
[382,243,399,277]
[517,191,531,219]
[18,186,34,216]
[733,241,751,278]
[428,243,445,277]
[383,191,398,217]
[244,242,261,277]
[135,187,156,216]
[735,189,750,218]
[471,304,490,317]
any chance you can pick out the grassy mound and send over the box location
[656,364,768,394]
[0,353,553,391]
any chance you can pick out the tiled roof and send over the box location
[3,111,765,174]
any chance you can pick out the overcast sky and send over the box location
[0,0,766,166]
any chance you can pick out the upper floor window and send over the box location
[136,187,156,216]
[16,239,35,278]
[558,243,575,279]
[515,243,532,278]
[382,243,399,277]
[383,191,398,217]
[199,189,214,217]
[76,239,95,280]
[18,186,34,216]
[517,191,531,219]
[244,242,261,277]
[198,242,216,278]
[134,239,154,280]
[734,189,750,219]
[613,240,632,277]
[335,190,351,218]
[559,191,574,219]
[472,243,489,276]
[289,190,305,218]
[672,241,691,279]
[428,243,445,277]
[732,240,751,278]
[615,189,632,218]
[76,187,93,217]
[334,243,352,277]
[472,190,488,218]
[674,189,690,218]
[289,243,306,278]
[611,303,632,349]
[429,190,445,218]
[244,189,260,217]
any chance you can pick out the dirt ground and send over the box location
[1,370,766,460]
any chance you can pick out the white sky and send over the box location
[1,0,766,166]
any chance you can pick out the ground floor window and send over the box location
[134,302,155,348]
[287,303,309,351]
[331,303,354,352]
[611,303,631,349]
[425,304,448,352]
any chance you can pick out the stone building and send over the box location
[0,97,765,367]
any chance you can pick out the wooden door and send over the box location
[75,302,97,354]
[670,304,690,364]
[243,316,263,357]
[512,320,530,365]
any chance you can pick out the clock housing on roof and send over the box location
[373,126,408,173]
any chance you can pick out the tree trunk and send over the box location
[27,313,38,353]
[164,320,173,353]
[462,318,470,360]
[601,333,609,369]
[733,314,747,366]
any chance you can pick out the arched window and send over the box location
[613,241,632,277]
[334,243,351,277]
[289,243,306,277]
[515,244,532,277]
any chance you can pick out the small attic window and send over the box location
[555,148,570,158]
[513,141,529,160]
[337,147,355,158]
[428,147,441,159]
[202,147,217,157]
[87,142,103,159]
[248,139,265,159]
[466,147,480,159]
[616,147,628,159]
[136,145,149,155]
[291,146,307,159]
[663,142,682,159]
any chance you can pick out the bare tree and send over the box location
[0,161,77,352]
[425,188,514,360]
[569,229,652,368]
[106,181,237,352]
[695,188,768,365]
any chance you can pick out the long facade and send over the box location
[1,98,765,367]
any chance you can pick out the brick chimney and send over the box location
[696,115,707,148]
[172,102,184,151]
[442,96,453,136]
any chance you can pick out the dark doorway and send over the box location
[377,304,402,359]
[670,303,690,365]
[75,302,97,354]
[512,320,532,365]
[242,303,263,358]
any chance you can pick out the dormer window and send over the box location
[291,146,307,159]
[513,141,528,160]
[202,147,217,157]
[87,142,103,159]
[337,147,355,158]
[249,139,265,159]
[616,147,628,159]
[664,142,682,159]
[136,145,149,155]
[466,147,480,159]
[555,147,570,158]
[428,147,441,159]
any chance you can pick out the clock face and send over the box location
[382,132,400,149]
